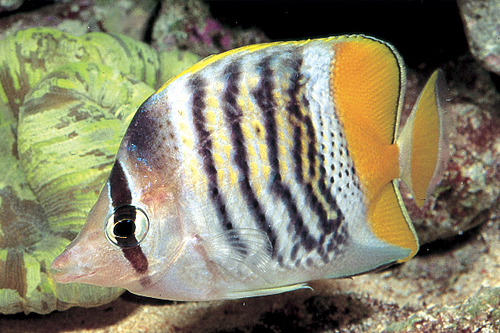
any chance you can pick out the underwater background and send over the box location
[1,0,499,332]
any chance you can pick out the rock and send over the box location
[0,0,158,41]
[151,0,269,57]
[458,0,500,75]
[0,0,23,13]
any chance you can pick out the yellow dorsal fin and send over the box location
[331,36,404,202]
[331,37,418,260]
[398,70,451,207]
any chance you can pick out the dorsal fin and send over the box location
[331,36,418,261]
[331,36,404,202]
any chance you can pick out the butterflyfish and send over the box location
[52,35,450,301]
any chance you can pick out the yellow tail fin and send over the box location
[398,70,451,207]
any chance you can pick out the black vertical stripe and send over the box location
[287,55,306,186]
[283,53,340,241]
[292,125,303,183]
[189,75,247,255]
[107,162,150,274]
[109,162,132,207]
[282,50,347,261]
[304,116,317,178]
[122,246,149,274]
[282,54,318,181]
[314,117,347,251]
[222,61,278,256]
[285,56,318,187]
[252,55,317,254]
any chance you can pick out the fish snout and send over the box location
[51,246,97,283]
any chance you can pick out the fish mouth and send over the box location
[51,245,99,283]
[51,269,97,284]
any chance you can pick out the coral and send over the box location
[94,0,158,40]
[0,27,198,314]
[0,0,159,42]
[0,0,267,63]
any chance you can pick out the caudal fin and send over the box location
[397,70,451,207]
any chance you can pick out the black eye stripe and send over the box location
[105,205,150,275]
[122,246,149,275]
[114,205,137,224]
[114,219,136,239]
[109,162,133,207]
[109,205,140,246]
[106,163,150,273]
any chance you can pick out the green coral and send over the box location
[0,27,199,315]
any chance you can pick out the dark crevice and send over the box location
[143,0,162,43]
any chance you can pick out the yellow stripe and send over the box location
[236,67,271,197]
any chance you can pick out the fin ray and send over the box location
[398,70,451,207]
[225,283,312,299]
[209,228,272,282]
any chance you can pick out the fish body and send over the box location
[52,35,450,300]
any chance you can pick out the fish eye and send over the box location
[105,205,149,248]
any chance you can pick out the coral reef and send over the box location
[0,0,268,56]
[0,0,157,40]
[0,27,198,314]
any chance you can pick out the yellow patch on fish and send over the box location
[52,35,451,301]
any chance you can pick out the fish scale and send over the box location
[52,35,451,301]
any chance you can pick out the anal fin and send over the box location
[368,180,418,262]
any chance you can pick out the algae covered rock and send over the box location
[0,27,198,314]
